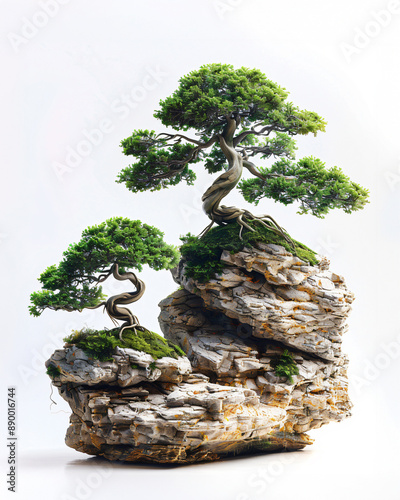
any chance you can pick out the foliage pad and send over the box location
[117,63,368,221]
[239,157,369,218]
[29,217,179,317]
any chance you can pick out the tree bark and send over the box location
[201,115,245,225]
[90,263,146,338]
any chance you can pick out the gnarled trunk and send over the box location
[90,263,146,339]
[200,115,294,247]
[201,133,244,225]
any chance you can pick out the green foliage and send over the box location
[180,222,318,283]
[117,63,368,225]
[46,364,61,378]
[117,129,199,192]
[154,63,326,135]
[203,144,228,174]
[254,132,297,160]
[29,217,179,317]
[239,157,369,217]
[118,64,328,194]
[63,328,185,362]
[270,349,299,384]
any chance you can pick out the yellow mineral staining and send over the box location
[90,433,105,450]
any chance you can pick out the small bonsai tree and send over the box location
[29,217,179,340]
[117,63,369,240]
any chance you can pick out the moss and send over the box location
[64,328,119,361]
[64,327,185,362]
[270,349,299,384]
[120,329,186,359]
[149,361,157,371]
[180,221,319,282]
[46,364,61,378]
[130,363,139,370]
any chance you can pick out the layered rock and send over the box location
[48,242,353,463]
[48,344,191,386]
[158,242,353,443]
[48,347,308,463]
[167,243,354,361]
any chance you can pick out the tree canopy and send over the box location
[117,63,368,222]
[29,217,179,317]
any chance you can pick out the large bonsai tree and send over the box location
[29,217,179,339]
[117,63,368,240]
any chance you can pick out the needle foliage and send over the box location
[29,217,179,317]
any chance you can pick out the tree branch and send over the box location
[233,116,301,148]
[222,114,240,146]
[233,122,274,147]
[238,144,293,159]
[242,160,296,181]
[151,135,219,180]
[157,132,209,147]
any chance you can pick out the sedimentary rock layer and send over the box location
[158,243,353,438]
[167,242,354,361]
[48,242,353,463]
[48,349,309,462]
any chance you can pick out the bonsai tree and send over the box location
[29,217,179,340]
[117,63,369,240]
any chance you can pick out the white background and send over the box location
[1,0,400,499]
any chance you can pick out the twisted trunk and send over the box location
[201,135,244,224]
[202,115,245,224]
[200,115,294,247]
[90,263,146,339]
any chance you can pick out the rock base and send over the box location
[62,378,310,463]
[47,243,353,463]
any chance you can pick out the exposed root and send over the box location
[200,204,296,252]
[118,318,143,341]
[197,218,215,239]
[49,381,57,410]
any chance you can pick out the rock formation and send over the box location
[47,346,304,463]
[158,242,353,442]
[47,242,353,463]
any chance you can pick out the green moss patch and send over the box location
[46,364,61,378]
[180,221,319,282]
[64,327,185,362]
[270,349,299,384]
